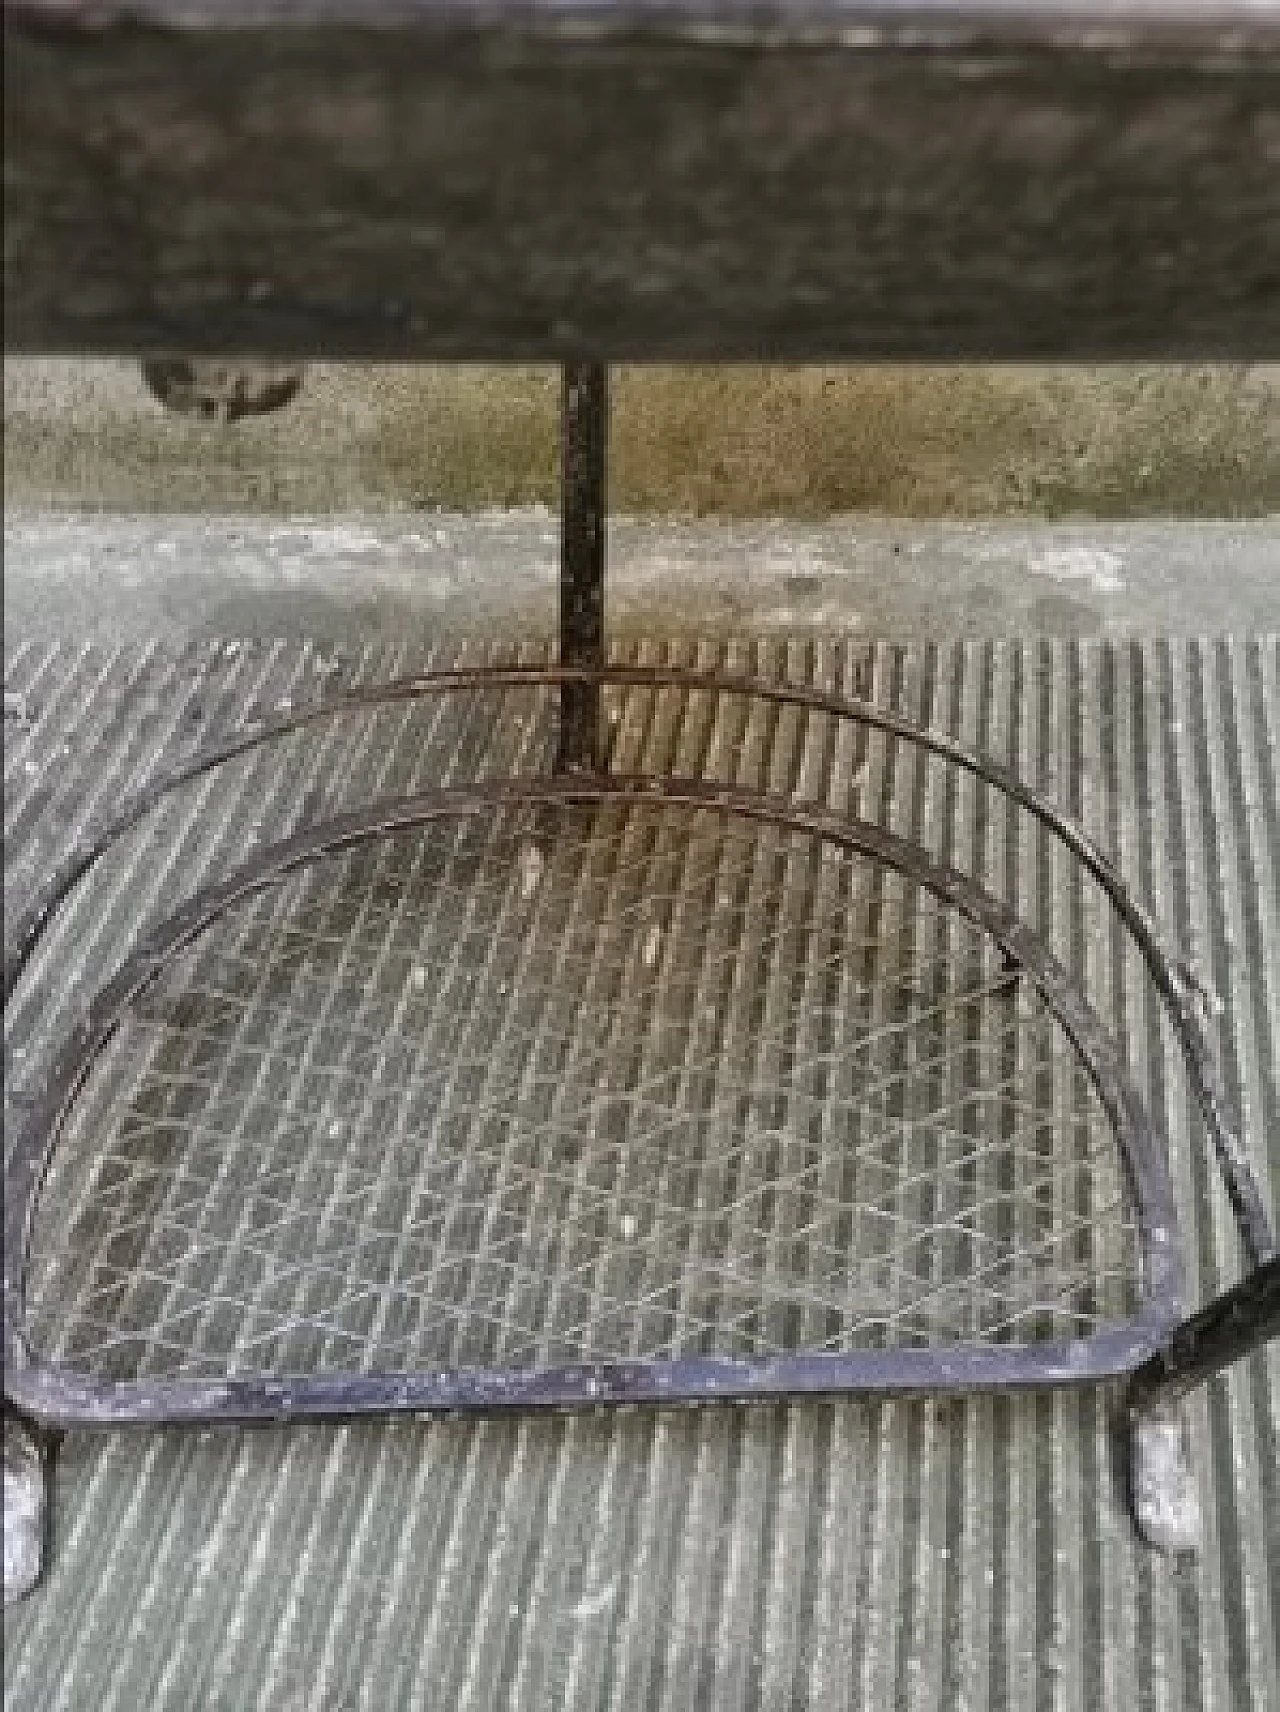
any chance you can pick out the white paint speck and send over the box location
[312,525,386,556]
[641,924,662,969]
[518,842,544,900]
[1026,546,1125,593]
[620,1214,638,1240]
[571,1579,619,1620]
[409,964,428,993]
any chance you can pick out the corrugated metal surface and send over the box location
[4,635,1277,1712]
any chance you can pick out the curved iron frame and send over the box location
[7,770,1185,1428]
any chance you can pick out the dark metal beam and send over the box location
[1128,1257,1280,1416]
[6,2,1280,359]
[557,363,608,774]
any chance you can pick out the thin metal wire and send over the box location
[21,805,1139,1385]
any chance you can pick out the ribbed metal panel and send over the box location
[4,636,1276,1712]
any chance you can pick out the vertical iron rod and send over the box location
[558,361,608,772]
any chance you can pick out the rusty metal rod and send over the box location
[557,361,608,773]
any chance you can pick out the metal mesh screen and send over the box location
[23,802,1141,1381]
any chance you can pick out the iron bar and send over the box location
[1128,1256,1280,1415]
[557,362,608,773]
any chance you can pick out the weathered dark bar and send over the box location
[557,363,608,772]
[1128,1257,1280,1416]
[5,0,1280,360]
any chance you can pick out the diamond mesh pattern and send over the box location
[25,803,1140,1381]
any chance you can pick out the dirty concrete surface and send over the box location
[5,359,1278,642]
[5,360,1280,520]
[4,512,1279,645]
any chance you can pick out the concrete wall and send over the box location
[6,362,1278,518]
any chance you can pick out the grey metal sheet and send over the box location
[3,634,1277,1711]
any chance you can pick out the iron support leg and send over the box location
[1130,1256,1279,1416]
[1128,1407,1201,1556]
[1127,1257,1279,1553]
[3,1409,50,1606]
[557,362,608,773]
